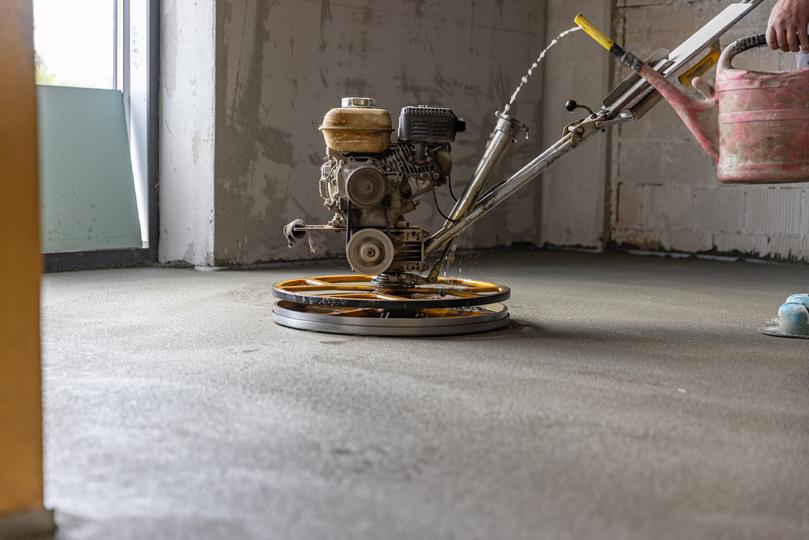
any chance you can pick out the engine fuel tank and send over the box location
[320,97,393,154]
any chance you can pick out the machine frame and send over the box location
[291,0,765,282]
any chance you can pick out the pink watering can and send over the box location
[576,16,809,185]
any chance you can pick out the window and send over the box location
[34,0,157,266]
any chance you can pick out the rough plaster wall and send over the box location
[214,0,548,265]
[159,0,216,266]
[611,0,809,262]
[540,1,613,249]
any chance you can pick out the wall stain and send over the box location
[411,0,427,18]
[358,30,370,59]
[424,27,436,57]
[343,77,371,96]
[361,0,373,25]
[488,64,509,109]
[319,0,332,52]
[216,0,296,264]
[308,151,324,166]
[395,67,437,104]
[219,1,296,167]
[432,71,454,98]
[191,130,201,163]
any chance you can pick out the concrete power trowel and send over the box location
[274,0,808,338]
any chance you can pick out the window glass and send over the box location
[33,0,115,89]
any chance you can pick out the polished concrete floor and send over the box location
[42,250,809,540]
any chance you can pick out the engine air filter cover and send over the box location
[398,106,466,143]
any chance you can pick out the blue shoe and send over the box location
[761,294,809,339]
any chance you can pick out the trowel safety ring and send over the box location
[272,300,510,337]
[272,274,510,311]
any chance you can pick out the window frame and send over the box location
[44,0,159,272]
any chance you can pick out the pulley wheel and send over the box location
[346,167,387,208]
[346,229,395,275]
[272,300,510,336]
[273,274,510,311]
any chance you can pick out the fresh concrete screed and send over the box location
[42,251,808,540]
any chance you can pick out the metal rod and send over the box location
[426,112,524,279]
[424,129,596,256]
[447,113,524,224]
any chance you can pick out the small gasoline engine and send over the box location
[285,97,465,276]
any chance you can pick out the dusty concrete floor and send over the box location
[42,250,809,540]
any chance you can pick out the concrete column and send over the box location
[0,1,55,537]
[159,0,217,266]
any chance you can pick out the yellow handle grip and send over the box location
[574,13,614,51]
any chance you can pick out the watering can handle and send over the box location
[717,34,767,73]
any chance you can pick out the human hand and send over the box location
[767,0,809,52]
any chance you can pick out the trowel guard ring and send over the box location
[272,301,511,337]
[273,274,510,311]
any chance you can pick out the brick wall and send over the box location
[610,0,809,262]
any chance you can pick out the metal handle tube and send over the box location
[424,129,594,256]
[445,113,523,225]
[426,112,523,280]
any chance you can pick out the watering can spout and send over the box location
[636,66,720,162]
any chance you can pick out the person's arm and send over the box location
[767,0,809,52]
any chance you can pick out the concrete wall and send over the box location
[610,0,809,262]
[160,1,808,266]
[159,0,217,266]
[540,1,613,249]
[213,0,550,265]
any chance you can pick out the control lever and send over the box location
[564,99,595,116]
